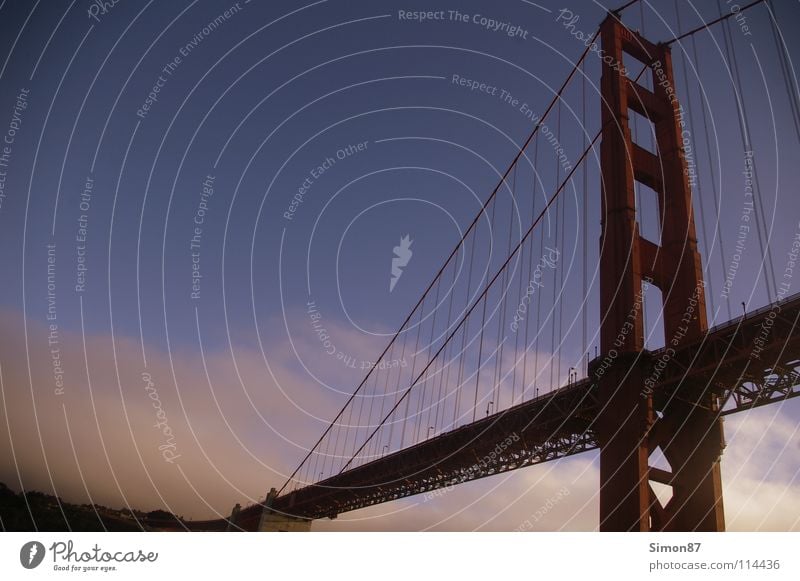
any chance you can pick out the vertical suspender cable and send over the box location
[455,231,478,429]
[674,0,726,319]
[495,166,517,411]
[766,0,800,144]
[473,197,497,420]
[436,256,459,431]
[385,312,410,454]
[523,137,540,399]
[550,102,562,391]
[717,0,777,302]
[421,278,442,439]
[400,298,425,448]
[582,60,588,375]
[512,167,527,405]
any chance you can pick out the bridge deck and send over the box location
[191,292,800,529]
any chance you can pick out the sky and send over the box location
[0,0,798,530]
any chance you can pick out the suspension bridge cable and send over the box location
[665,0,766,45]
[284,18,659,491]
[276,30,605,495]
[317,24,663,487]
[339,128,605,474]
[610,0,643,16]
[282,0,769,501]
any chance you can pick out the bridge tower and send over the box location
[595,14,725,531]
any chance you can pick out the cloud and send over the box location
[0,308,348,520]
[1,308,798,530]
[721,406,800,531]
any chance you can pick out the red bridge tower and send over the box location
[596,14,725,531]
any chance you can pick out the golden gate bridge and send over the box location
[178,0,799,532]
